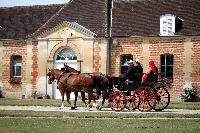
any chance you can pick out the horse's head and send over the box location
[47,68,56,84]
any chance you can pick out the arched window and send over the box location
[120,54,133,74]
[10,55,22,80]
[56,48,77,61]
[160,54,173,80]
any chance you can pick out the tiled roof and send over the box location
[0,4,63,39]
[33,0,108,38]
[112,0,200,37]
[64,21,97,37]
[1,0,200,39]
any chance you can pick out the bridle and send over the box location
[47,70,55,84]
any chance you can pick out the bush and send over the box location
[44,94,51,99]
[181,82,198,102]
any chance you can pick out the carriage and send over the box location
[107,78,171,112]
[47,64,171,112]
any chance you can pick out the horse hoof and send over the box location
[87,105,92,109]
[71,106,76,110]
[96,105,102,111]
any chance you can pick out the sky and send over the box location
[0,0,70,7]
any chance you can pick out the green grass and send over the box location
[168,102,200,110]
[0,110,200,133]
[0,110,200,118]
[0,117,199,133]
[0,98,200,133]
[0,98,200,110]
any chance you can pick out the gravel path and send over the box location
[0,106,200,114]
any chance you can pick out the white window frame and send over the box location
[11,56,22,80]
[56,48,77,61]
[120,54,133,74]
[160,14,176,36]
[160,54,173,80]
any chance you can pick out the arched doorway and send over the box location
[53,47,78,99]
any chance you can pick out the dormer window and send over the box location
[160,14,183,36]
[160,14,176,36]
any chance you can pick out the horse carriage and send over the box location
[47,64,171,112]
[108,78,171,112]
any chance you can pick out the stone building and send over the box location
[0,0,200,101]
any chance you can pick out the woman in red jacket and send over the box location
[141,60,158,84]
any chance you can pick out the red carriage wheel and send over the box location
[153,87,170,111]
[134,86,156,112]
[125,91,137,110]
[108,91,126,111]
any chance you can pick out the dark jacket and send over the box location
[124,66,135,80]
[133,63,143,82]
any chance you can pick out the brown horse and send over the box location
[60,64,98,108]
[47,68,87,109]
[62,64,114,110]
[48,65,99,109]
[93,73,113,110]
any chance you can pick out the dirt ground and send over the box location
[0,106,200,114]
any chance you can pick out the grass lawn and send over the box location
[0,97,200,133]
[0,98,200,110]
[0,110,200,133]
[0,117,199,133]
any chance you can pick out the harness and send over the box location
[57,73,89,91]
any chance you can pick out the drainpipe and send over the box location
[107,0,113,74]
[45,39,49,98]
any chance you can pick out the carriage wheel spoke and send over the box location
[154,87,170,111]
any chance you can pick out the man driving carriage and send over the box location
[133,59,143,83]
[117,59,159,88]
[117,59,143,90]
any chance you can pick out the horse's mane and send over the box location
[67,66,81,73]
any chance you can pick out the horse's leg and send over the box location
[58,84,65,109]
[92,93,97,108]
[66,92,71,105]
[88,92,97,108]
[80,91,87,105]
[87,93,93,109]
[60,91,65,110]
[84,87,97,109]
[97,92,108,110]
[71,92,78,110]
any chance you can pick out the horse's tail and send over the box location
[106,75,114,92]
[92,75,103,96]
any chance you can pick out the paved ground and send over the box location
[0,106,200,114]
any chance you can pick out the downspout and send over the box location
[107,0,113,74]
[45,39,49,98]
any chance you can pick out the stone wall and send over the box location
[1,36,199,100]
[1,40,28,98]
[111,36,200,101]
[191,38,200,94]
